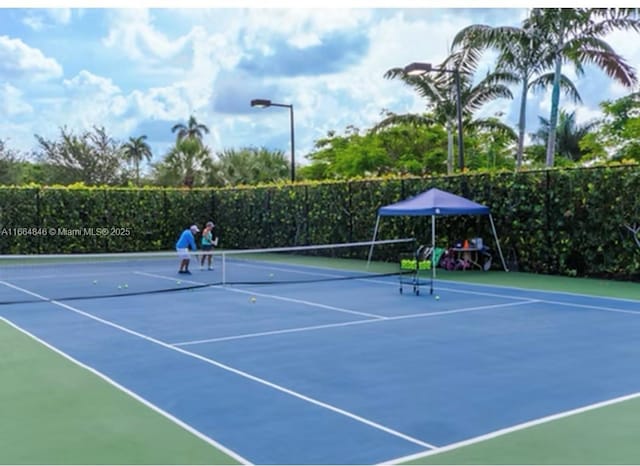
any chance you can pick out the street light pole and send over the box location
[250,98,296,182]
[403,62,465,172]
[289,104,295,182]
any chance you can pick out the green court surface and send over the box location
[403,394,640,465]
[0,319,239,465]
[436,269,640,301]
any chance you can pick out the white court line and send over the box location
[440,278,640,304]
[3,270,129,281]
[538,299,640,316]
[0,313,249,465]
[356,279,640,316]
[0,279,437,451]
[383,391,640,465]
[432,285,640,316]
[135,271,389,320]
[173,318,381,346]
[173,300,540,347]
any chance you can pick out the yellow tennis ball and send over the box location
[435,295,440,300]
[250,296,256,303]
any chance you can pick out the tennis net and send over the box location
[0,238,415,305]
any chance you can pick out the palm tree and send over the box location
[213,147,289,185]
[163,138,212,187]
[121,135,152,185]
[171,115,210,143]
[452,23,581,169]
[532,109,600,162]
[378,51,516,174]
[525,8,640,167]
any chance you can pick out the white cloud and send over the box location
[47,8,72,25]
[129,86,191,120]
[64,70,121,97]
[0,84,33,116]
[22,8,72,30]
[22,15,45,31]
[0,35,63,81]
[244,9,372,49]
[103,9,196,62]
[57,70,134,134]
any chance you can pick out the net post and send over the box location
[366,215,381,269]
[221,252,226,285]
[489,214,509,271]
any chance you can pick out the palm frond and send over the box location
[575,48,637,86]
[528,72,582,103]
[467,118,517,141]
[371,113,437,133]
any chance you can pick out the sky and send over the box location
[1,5,639,169]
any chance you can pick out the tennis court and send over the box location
[1,243,640,464]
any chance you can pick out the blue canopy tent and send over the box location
[367,188,508,293]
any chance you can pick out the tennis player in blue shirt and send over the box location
[176,224,199,274]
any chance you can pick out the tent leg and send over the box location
[431,214,435,295]
[489,214,509,272]
[367,215,381,269]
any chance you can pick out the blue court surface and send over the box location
[2,257,640,464]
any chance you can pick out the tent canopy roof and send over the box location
[378,188,489,217]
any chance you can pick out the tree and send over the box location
[531,109,599,162]
[374,119,449,175]
[250,147,290,183]
[306,125,390,178]
[35,126,125,185]
[122,135,153,186]
[452,23,581,169]
[380,51,516,173]
[153,138,213,187]
[581,91,640,163]
[525,8,640,167]
[0,140,22,185]
[171,115,210,143]
[463,118,519,171]
[211,147,290,186]
[303,122,449,179]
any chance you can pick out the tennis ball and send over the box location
[123,284,128,289]
[176,280,182,285]
[250,296,256,303]
[92,280,97,284]
[269,273,274,277]
[435,295,440,300]
[117,285,122,289]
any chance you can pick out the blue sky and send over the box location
[1,6,639,169]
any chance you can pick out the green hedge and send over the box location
[1,166,639,280]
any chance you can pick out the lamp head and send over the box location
[403,62,432,76]
[250,99,272,108]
